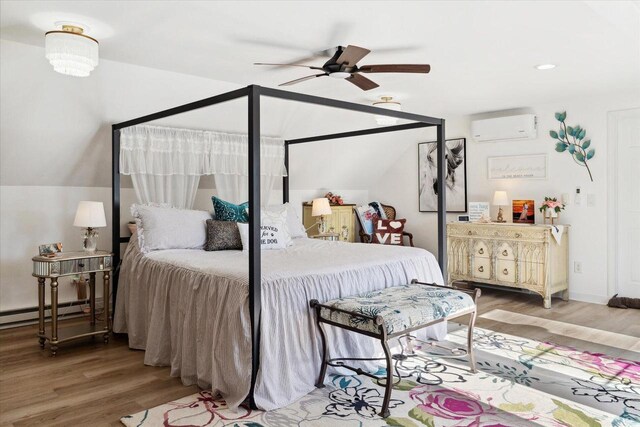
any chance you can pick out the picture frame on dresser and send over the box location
[419,138,467,212]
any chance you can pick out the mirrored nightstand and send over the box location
[32,251,113,356]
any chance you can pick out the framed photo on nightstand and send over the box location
[38,242,62,257]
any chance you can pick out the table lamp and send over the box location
[73,201,107,252]
[311,197,332,234]
[493,191,508,223]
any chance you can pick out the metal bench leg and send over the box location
[379,339,393,418]
[316,320,329,388]
[467,309,478,373]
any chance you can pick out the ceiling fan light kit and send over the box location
[45,24,99,77]
[373,96,402,126]
[255,44,430,91]
[329,72,352,79]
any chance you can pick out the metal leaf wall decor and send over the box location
[549,112,595,182]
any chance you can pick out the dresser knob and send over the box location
[478,266,484,273]
[478,248,484,255]
[502,250,508,256]
[78,262,85,268]
[468,230,473,235]
[515,233,522,238]
[503,268,509,275]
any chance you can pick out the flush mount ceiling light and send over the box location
[535,64,556,70]
[45,24,99,77]
[373,96,402,126]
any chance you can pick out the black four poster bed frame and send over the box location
[111,84,447,408]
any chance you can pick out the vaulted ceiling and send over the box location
[2,1,639,117]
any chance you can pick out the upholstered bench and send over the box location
[310,279,481,418]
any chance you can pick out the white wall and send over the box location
[2,38,637,314]
[370,95,640,304]
[0,40,375,313]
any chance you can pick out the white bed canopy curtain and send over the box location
[119,125,287,208]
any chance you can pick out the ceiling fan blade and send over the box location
[254,62,324,71]
[359,64,431,73]
[346,73,379,91]
[279,73,328,87]
[336,45,371,67]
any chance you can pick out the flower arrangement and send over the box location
[324,192,344,205]
[539,197,565,216]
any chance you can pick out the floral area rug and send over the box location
[121,327,639,427]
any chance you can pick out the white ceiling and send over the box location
[1,0,639,117]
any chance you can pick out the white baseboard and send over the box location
[0,298,104,328]
[568,292,609,305]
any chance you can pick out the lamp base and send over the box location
[82,227,99,252]
[495,207,506,223]
[318,216,327,234]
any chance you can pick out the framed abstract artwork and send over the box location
[418,138,467,212]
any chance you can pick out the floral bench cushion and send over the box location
[319,284,475,335]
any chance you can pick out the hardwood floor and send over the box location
[1,288,638,426]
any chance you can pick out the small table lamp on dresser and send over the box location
[493,191,508,223]
[311,197,332,234]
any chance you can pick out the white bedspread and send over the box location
[114,237,445,410]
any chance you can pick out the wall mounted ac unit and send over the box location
[471,114,537,142]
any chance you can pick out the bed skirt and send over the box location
[113,239,446,410]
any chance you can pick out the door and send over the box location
[610,109,640,298]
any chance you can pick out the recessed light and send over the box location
[535,64,556,70]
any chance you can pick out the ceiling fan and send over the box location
[254,45,430,91]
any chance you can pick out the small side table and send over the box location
[312,233,340,241]
[32,251,113,356]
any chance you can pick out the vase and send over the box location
[544,210,558,225]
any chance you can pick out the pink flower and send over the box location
[569,352,640,383]
[541,342,640,383]
[410,388,487,420]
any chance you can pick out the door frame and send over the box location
[607,108,640,297]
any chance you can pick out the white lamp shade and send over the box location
[493,191,509,206]
[311,198,332,216]
[73,201,106,228]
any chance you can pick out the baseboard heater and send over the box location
[0,298,104,328]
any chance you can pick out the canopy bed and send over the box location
[111,85,448,410]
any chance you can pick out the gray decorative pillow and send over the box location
[205,219,243,251]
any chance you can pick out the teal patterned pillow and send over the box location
[212,196,249,222]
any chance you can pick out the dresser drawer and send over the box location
[471,257,491,280]
[471,240,490,258]
[448,224,547,242]
[496,242,516,260]
[496,259,516,284]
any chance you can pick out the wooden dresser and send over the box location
[302,203,356,242]
[447,222,569,308]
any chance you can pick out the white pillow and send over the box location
[237,208,292,250]
[131,204,211,253]
[264,202,307,238]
